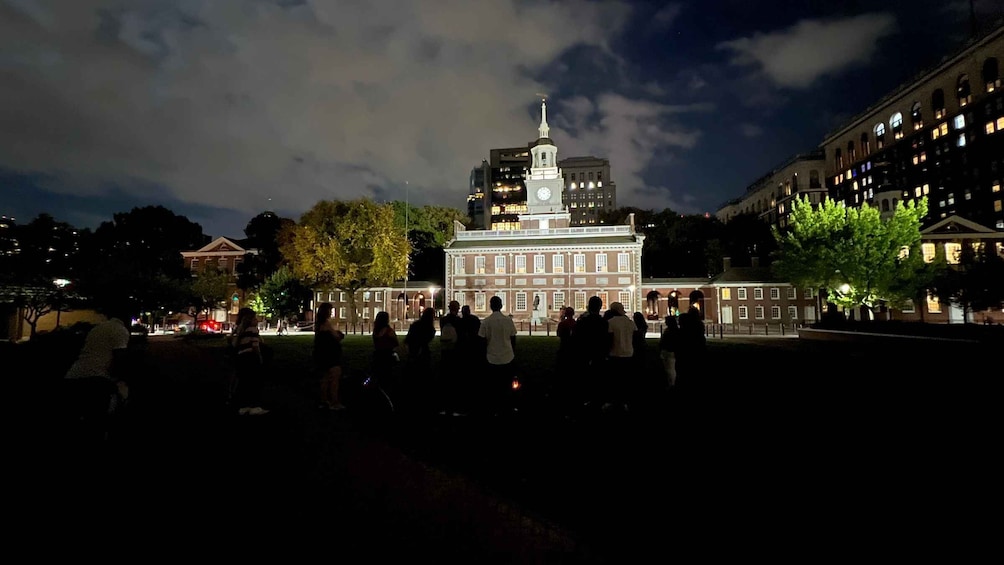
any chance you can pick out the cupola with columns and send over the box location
[522,99,571,229]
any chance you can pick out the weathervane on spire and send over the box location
[536,93,550,139]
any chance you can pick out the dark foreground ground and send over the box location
[10,333,999,561]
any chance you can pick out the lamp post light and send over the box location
[428,286,438,315]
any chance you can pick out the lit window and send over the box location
[922,243,936,263]
[495,255,506,274]
[721,288,732,300]
[997,117,1004,130]
[953,114,965,129]
[993,182,1001,193]
[596,253,607,272]
[927,296,942,314]
[574,254,586,273]
[618,253,630,272]
[915,186,923,198]
[995,200,1003,212]
[515,255,526,274]
[574,292,586,312]
[553,292,565,309]
[986,121,996,134]
[957,134,967,147]
[924,184,930,195]
[475,256,486,274]
[553,254,564,273]
[475,293,486,312]
[945,242,962,264]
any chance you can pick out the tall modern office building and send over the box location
[559,156,618,226]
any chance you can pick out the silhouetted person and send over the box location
[572,296,609,410]
[438,300,464,415]
[477,296,517,417]
[231,307,269,416]
[659,315,679,389]
[403,307,436,412]
[675,308,706,391]
[371,310,399,387]
[605,302,634,411]
[314,302,345,411]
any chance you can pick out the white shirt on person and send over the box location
[607,315,635,358]
[478,310,516,365]
[65,318,131,379]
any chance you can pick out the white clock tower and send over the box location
[522,99,570,229]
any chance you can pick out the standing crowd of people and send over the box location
[220,296,706,420]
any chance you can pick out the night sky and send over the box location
[3,0,1004,239]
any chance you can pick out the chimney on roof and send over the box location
[751,256,760,268]
[723,256,732,271]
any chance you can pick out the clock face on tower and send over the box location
[536,187,551,201]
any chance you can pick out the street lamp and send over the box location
[428,286,438,315]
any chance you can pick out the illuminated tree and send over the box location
[772,196,928,319]
[258,265,311,329]
[284,199,409,323]
[189,268,230,328]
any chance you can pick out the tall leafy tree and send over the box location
[772,196,928,319]
[285,199,409,323]
[189,268,231,328]
[236,211,296,290]
[391,202,469,284]
[258,265,311,328]
[75,206,208,319]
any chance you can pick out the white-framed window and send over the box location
[574,254,586,273]
[553,291,566,310]
[754,288,764,300]
[494,292,506,311]
[515,291,527,311]
[901,300,915,313]
[453,291,463,304]
[788,306,798,320]
[596,292,608,309]
[574,291,586,312]
[328,292,336,302]
[770,287,780,300]
[375,291,383,302]
[534,255,545,273]
[339,292,347,302]
[738,287,747,300]
[755,305,765,319]
[803,287,814,299]
[475,293,486,312]
[475,256,486,274]
[618,291,631,308]
[617,253,630,272]
[596,253,608,272]
[316,292,324,302]
[721,288,732,300]
[553,254,565,273]
[363,291,371,302]
[515,255,526,274]
[338,307,347,319]
[190,258,199,272]
[738,305,749,320]
[363,307,370,320]
[787,287,796,299]
[454,256,466,275]
[495,255,506,274]
[771,306,781,319]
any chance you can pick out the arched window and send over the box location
[957,74,972,106]
[874,123,886,149]
[910,101,923,130]
[835,148,843,169]
[984,58,1000,92]
[846,141,856,162]
[860,132,870,155]
[890,112,904,139]
[791,173,799,192]
[932,89,945,119]
[809,170,820,189]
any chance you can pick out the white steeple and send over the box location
[538,99,549,139]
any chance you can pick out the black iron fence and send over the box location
[318,319,805,338]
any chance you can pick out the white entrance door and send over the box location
[948,303,964,323]
[721,306,733,324]
[803,306,817,322]
[532,292,547,322]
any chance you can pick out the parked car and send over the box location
[199,320,223,333]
